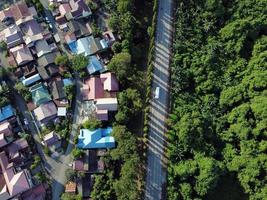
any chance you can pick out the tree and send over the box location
[82,118,102,130]
[112,42,122,54]
[65,169,76,182]
[115,88,143,124]
[72,148,83,159]
[14,82,32,102]
[55,55,70,66]
[71,54,88,72]
[61,193,82,200]
[107,52,131,85]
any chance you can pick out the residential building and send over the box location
[33,101,57,125]
[0,105,15,123]
[65,0,92,20]
[0,121,13,136]
[82,77,104,101]
[77,127,115,149]
[37,52,56,67]
[0,151,32,200]
[30,83,51,106]
[42,131,61,148]
[21,73,41,86]
[100,72,119,92]
[7,138,29,164]
[50,78,66,100]
[95,98,118,111]
[2,25,23,48]
[76,36,103,56]
[86,55,104,75]
[9,44,33,66]
[35,40,51,57]
[65,182,76,194]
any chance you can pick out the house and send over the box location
[86,55,104,74]
[96,109,108,121]
[50,78,66,100]
[10,2,32,23]
[37,52,56,67]
[55,15,68,30]
[103,30,116,46]
[65,0,92,20]
[64,32,76,44]
[95,98,118,111]
[77,127,115,149]
[37,64,59,81]
[33,101,57,125]
[0,151,32,200]
[0,9,12,22]
[9,45,33,66]
[67,20,92,38]
[59,4,72,16]
[7,138,29,164]
[30,83,51,106]
[0,133,8,148]
[35,40,52,57]
[0,122,12,136]
[42,131,61,148]
[0,105,14,123]
[37,66,50,80]
[100,72,119,92]
[65,182,76,193]
[82,77,104,101]
[76,36,103,56]
[21,73,41,86]
[21,183,47,200]
[58,107,67,117]
[21,20,43,47]
[2,25,23,48]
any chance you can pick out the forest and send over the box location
[167,0,267,200]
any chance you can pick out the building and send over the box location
[9,44,33,66]
[21,74,41,86]
[33,101,57,125]
[65,181,77,194]
[35,40,52,57]
[50,78,66,100]
[0,105,15,123]
[7,138,29,164]
[76,36,103,56]
[42,131,61,148]
[2,25,23,48]
[86,55,104,75]
[0,151,32,200]
[30,83,51,106]
[100,72,119,92]
[37,52,56,67]
[95,98,118,111]
[77,127,115,149]
[82,77,104,101]
[65,0,92,20]
[0,121,13,136]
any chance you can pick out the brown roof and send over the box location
[65,181,76,193]
[10,3,31,21]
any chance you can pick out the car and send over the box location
[154,87,160,99]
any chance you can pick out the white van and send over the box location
[154,87,160,99]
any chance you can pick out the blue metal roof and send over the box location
[22,74,41,86]
[0,105,14,122]
[86,56,104,75]
[77,127,115,149]
[68,41,78,54]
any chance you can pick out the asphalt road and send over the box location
[145,0,173,199]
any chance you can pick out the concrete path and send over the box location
[145,0,174,199]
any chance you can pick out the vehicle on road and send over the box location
[154,87,160,99]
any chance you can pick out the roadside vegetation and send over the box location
[90,0,154,199]
[167,0,267,200]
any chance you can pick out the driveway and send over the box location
[145,0,174,200]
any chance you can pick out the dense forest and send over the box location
[168,0,267,200]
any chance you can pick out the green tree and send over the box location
[14,82,32,102]
[55,55,70,66]
[71,54,88,72]
[107,52,131,85]
[82,118,102,130]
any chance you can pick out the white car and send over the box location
[154,87,160,99]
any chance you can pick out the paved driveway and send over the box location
[145,0,174,199]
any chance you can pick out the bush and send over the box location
[82,118,102,130]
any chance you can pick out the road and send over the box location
[145,0,173,200]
